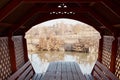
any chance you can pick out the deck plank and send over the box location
[74,62,86,80]
[61,62,67,80]
[56,62,61,80]
[71,62,79,80]
[42,62,86,80]
[35,74,42,80]
[66,62,73,80]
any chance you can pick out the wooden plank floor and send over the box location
[41,62,86,80]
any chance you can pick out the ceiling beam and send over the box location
[0,23,14,27]
[114,24,120,27]
[102,0,120,17]
[10,6,38,33]
[88,8,115,33]
[10,5,115,35]
[25,7,88,13]
[23,0,102,3]
[0,0,22,22]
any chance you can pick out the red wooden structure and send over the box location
[0,0,120,80]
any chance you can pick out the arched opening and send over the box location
[0,0,120,80]
[25,18,101,74]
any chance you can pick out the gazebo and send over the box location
[0,0,120,80]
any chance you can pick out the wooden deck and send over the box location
[41,62,86,80]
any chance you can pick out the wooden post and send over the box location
[8,32,17,73]
[22,34,29,62]
[110,33,118,73]
[97,34,103,62]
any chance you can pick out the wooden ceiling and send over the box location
[0,0,120,36]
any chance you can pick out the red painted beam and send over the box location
[23,0,102,3]
[88,8,115,33]
[97,34,103,62]
[11,6,39,32]
[110,33,118,73]
[0,23,14,27]
[22,34,29,62]
[102,0,120,17]
[8,33,17,73]
[0,0,22,22]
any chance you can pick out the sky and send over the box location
[33,18,87,27]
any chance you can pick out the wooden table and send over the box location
[41,62,86,80]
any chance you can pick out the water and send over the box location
[28,51,98,74]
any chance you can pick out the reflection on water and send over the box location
[28,51,98,74]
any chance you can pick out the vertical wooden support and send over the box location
[110,33,118,73]
[22,34,29,62]
[98,34,103,62]
[8,33,17,73]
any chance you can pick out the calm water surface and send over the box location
[28,51,97,74]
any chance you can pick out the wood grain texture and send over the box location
[92,61,119,80]
[41,62,86,80]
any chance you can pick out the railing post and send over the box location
[110,33,118,73]
[8,32,17,73]
[98,34,103,62]
[22,34,29,62]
